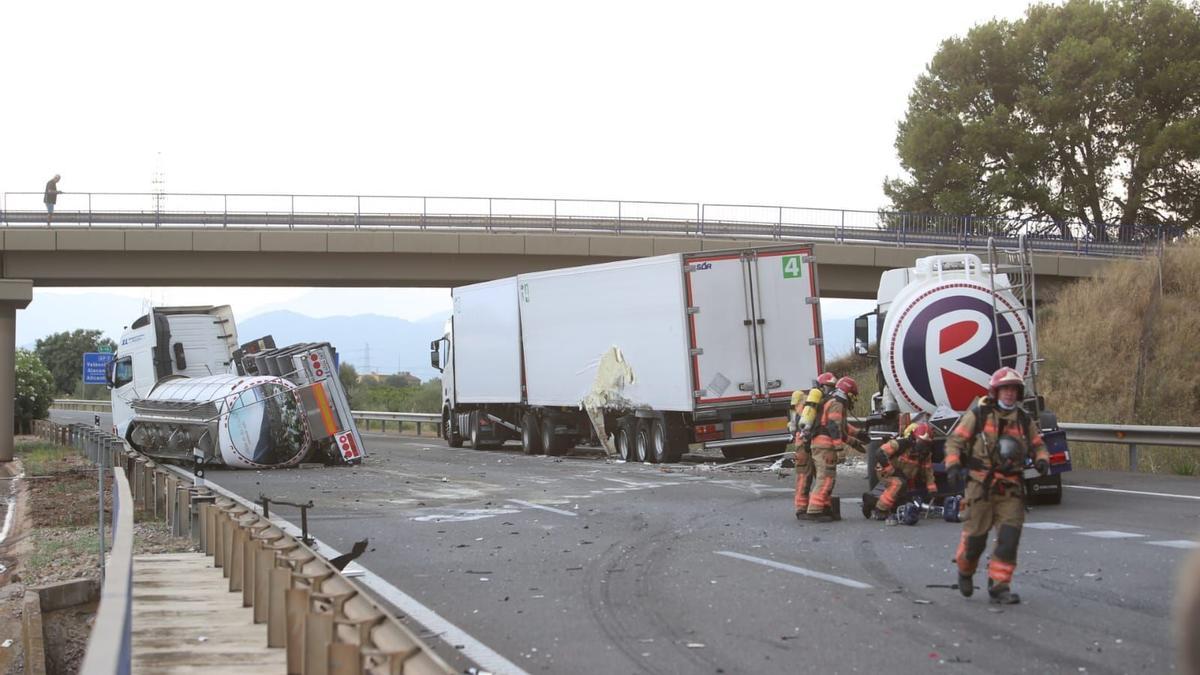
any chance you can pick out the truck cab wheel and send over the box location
[469,411,483,449]
[521,414,543,455]
[635,419,652,463]
[445,410,464,448]
[866,440,883,489]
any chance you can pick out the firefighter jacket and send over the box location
[944,398,1049,487]
[880,436,937,494]
[810,395,860,453]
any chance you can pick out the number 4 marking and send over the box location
[782,255,802,279]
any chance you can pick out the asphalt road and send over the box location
[48,410,1200,673]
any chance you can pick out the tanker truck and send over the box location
[853,239,1071,504]
[107,306,364,475]
[430,245,825,462]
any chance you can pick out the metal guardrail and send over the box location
[34,420,456,674]
[52,398,110,411]
[2,190,1162,257]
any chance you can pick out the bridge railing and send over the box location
[2,191,1160,257]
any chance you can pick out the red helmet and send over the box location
[908,422,933,443]
[817,372,837,387]
[988,367,1025,399]
[835,376,858,397]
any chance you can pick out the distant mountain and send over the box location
[238,310,448,381]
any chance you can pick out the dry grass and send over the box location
[1039,241,1200,475]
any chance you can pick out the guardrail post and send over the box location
[1128,443,1138,472]
[269,567,291,647]
[286,586,310,672]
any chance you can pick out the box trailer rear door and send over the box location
[684,246,822,407]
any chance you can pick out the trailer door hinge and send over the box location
[802,255,816,263]
[686,306,700,315]
[766,379,782,389]
[689,348,703,356]
[809,337,824,346]
[738,382,755,392]
[693,390,704,399]
[805,297,819,305]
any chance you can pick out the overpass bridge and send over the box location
[0,191,1155,462]
[0,191,1144,296]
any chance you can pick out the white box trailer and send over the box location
[430,245,825,462]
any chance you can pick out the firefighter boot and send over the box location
[861,493,875,519]
[957,573,974,597]
[795,509,812,521]
[988,579,1020,605]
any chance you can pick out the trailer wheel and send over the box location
[521,414,543,455]
[650,418,683,464]
[541,417,567,456]
[445,410,464,448]
[615,422,634,461]
[469,411,484,450]
[635,419,652,463]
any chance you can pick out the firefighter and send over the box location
[945,367,1050,604]
[793,372,837,519]
[864,422,938,522]
[802,376,868,522]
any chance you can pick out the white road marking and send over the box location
[1025,522,1080,530]
[411,508,521,523]
[715,551,873,590]
[1146,540,1200,550]
[1066,485,1200,501]
[1078,530,1145,539]
[507,499,578,517]
[189,471,532,675]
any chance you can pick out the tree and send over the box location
[15,349,54,433]
[885,0,1200,242]
[34,329,117,396]
[338,363,359,406]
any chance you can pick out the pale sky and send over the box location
[2,0,1039,322]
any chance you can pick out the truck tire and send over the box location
[866,440,883,490]
[469,411,483,449]
[615,422,634,461]
[445,410,464,448]
[635,419,652,463]
[521,414,543,455]
[650,418,683,464]
[541,417,567,457]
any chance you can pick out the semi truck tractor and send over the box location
[430,245,825,462]
[853,239,1071,504]
[108,305,364,475]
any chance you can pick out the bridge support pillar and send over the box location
[0,280,34,463]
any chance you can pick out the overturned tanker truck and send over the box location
[107,306,364,476]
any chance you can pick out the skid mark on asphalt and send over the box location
[715,551,873,589]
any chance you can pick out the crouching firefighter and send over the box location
[793,372,837,518]
[799,376,868,523]
[862,422,938,521]
[945,367,1050,604]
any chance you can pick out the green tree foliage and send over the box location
[15,349,55,432]
[885,0,1200,242]
[338,362,359,406]
[33,329,117,395]
[354,378,442,414]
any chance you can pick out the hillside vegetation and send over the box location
[1039,241,1200,474]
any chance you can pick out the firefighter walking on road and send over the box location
[863,422,938,522]
[945,367,1050,604]
[801,376,868,522]
[793,372,837,518]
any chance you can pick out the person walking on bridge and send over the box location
[802,376,868,522]
[793,372,837,518]
[945,367,1050,604]
[44,174,61,224]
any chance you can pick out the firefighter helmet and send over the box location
[906,422,933,443]
[896,502,921,526]
[988,367,1025,399]
[817,372,837,387]
[835,376,858,397]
